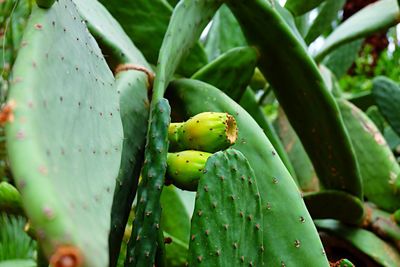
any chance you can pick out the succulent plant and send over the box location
[2,0,400,266]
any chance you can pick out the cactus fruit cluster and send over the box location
[1,0,400,266]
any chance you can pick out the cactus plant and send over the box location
[188,149,263,266]
[2,0,400,265]
[167,78,329,266]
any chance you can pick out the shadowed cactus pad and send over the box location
[5,0,123,266]
[188,149,263,266]
[169,112,238,153]
[166,150,212,191]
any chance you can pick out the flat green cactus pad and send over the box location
[188,149,263,266]
[5,1,123,266]
[339,99,400,212]
[372,76,400,138]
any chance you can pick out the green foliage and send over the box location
[2,0,400,265]
[228,0,362,199]
[314,0,400,61]
[372,76,400,137]
[98,0,207,77]
[303,190,364,225]
[285,0,326,16]
[316,219,400,266]
[192,46,257,102]
[0,213,35,261]
[204,4,247,61]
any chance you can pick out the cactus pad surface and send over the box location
[188,149,263,266]
[5,1,123,265]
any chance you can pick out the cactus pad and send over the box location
[188,149,263,266]
[166,150,212,191]
[125,98,170,267]
[5,1,123,266]
[303,190,364,225]
[339,99,400,212]
[108,70,150,266]
[372,76,400,137]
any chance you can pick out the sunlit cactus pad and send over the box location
[5,0,123,266]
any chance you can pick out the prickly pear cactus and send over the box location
[170,112,238,153]
[188,149,263,266]
[168,79,329,266]
[166,150,212,191]
[5,1,123,266]
[125,99,170,267]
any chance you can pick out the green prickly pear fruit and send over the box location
[35,0,56,9]
[166,150,212,191]
[170,112,238,153]
[168,123,183,151]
